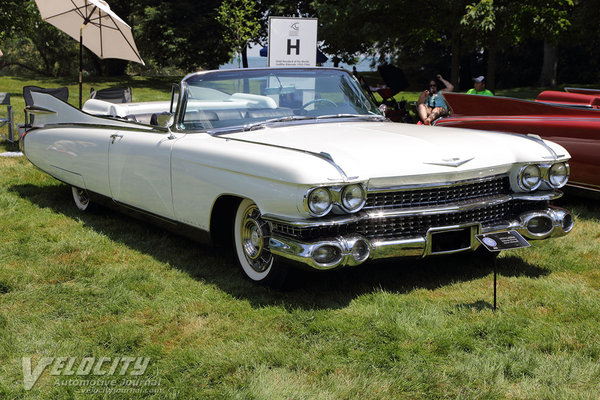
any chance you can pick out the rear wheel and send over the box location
[71,186,96,212]
[233,199,287,287]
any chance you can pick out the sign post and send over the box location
[476,230,531,311]
[268,17,318,67]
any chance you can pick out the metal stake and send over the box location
[493,256,497,311]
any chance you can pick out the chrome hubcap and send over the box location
[75,188,89,206]
[240,204,272,273]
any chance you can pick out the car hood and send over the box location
[224,121,569,186]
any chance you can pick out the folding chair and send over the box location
[0,92,15,143]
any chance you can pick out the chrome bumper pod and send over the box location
[268,205,574,270]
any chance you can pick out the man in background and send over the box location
[467,76,493,96]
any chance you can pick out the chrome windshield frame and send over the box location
[173,67,382,134]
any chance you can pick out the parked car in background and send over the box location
[21,68,573,286]
[437,92,600,193]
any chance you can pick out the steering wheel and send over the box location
[301,98,337,110]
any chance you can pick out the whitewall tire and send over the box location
[233,199,287,286]
[71,186,95,212]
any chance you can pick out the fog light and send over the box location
[351,239,370,263]
[527,216,553,235]
[312,245,342,265]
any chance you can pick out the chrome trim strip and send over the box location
[512,191,562,201]
[263,191,561,228]
[26,105,56,114]
[38,122,167,134]
[366,174,508,193]
[566,182,600,193]
[564,87,600,94]
[214,135,350,181]
[524,134,559,159]
[367,195,512,218]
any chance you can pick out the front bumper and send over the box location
[266,203,573,270]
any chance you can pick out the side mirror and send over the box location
[156,112,174,128]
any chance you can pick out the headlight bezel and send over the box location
[306,187,333,217]
[340,184,367,213]
[304,183,367,217]
[547,162,570,188]
[518,164,542,191]
[516,162,570,192]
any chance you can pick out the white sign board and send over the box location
[268,17,318,67]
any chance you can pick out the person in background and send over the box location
[417,74,454,125]
[0,49,3,57]
[352,66,358,77]
[467,76,494,96]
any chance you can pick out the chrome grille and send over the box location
[365,176,511,210]
[271,200,545,241]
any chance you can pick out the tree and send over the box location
[556,0,600,84]
[134,0,231,71]
[0,0,79,76]
[461,0,573,90]
[216,0,261,68]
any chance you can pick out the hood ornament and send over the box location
[424,156,475,167]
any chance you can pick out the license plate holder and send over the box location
[426,224,479,255]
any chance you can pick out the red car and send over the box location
[435,92,600,192]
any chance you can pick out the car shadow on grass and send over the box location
[12,182,555,310]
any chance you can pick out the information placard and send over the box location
[268,17,318,67]
[476,231,530,252]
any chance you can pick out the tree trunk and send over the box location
[450,29,461,90]
[486,44,497,93]
[242,45,249,68]
[539,41,558,87]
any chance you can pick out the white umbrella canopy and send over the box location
[34,0,145,107]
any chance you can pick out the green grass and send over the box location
[1,76,600,398]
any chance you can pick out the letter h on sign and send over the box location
[287,39,300,55]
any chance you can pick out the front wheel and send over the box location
[71,186,96,212]
[233,199,288,287]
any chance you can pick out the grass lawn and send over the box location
[0,76,600,399]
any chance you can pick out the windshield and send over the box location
[179,68,382,132]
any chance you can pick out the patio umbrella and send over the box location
[34,0,145,108]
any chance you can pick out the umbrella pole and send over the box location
[79,25,83,109]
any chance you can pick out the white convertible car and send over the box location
[21,68,573,285]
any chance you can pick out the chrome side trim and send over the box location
[214,135,350,181]
[263,191,561,228]
[524,134,559,159]
[37,122,167,134]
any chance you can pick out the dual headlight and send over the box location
[306,184,366,217]
[518,162,569,191]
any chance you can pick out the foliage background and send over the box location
[1,0,599,90]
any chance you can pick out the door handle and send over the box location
[110,133,123,144]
